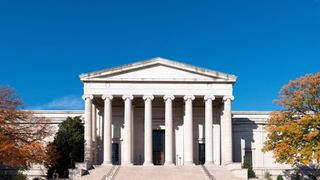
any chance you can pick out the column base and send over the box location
[184,161,195,166]
[164,162,175,166]
[143,161,154,166]
[223,161,233,166]
[204,161,215,166]
[102,161,113,166]
[121,162,134,166]
[214,160,221,166]
[225,162,241,169]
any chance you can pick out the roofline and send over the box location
[30,110,84,114]
[79,57,238,82]
[80,78,237,83]
[28,110,271,115]
[232,111,271,115]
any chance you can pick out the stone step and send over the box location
[74,165,246,180]
[74,165,113,180]
[205,165,246,180]
[114,166,205,180]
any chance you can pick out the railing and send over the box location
[200,165,216,180]
[102,165,120,180]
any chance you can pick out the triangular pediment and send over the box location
[80,57,237,83]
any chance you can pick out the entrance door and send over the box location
[152,130,165,165]
[198,143,205,165]
[112,143,120,165]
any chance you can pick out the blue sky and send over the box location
[0,0,319,111]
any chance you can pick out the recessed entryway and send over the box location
[152,130,165,165]
[112,143,120,165]
[198,143,205,165]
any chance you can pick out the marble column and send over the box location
[143,95,154,165]
[83,94,93,166]
[92,104,97,165]
[204,95,215,165]
[102,95,113,165]
[97,107,103,164]
[164,95,175,165]
[222,95,234,165]
[183,95,195,165]
[122,95,134,165]
[213,107,221,165]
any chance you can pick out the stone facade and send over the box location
[26,110,288,179]
[18,57,289,179]
[79,57,237,167]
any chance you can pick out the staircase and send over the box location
[73,165,246,180]
[204,165,246,180]
[102,165,120,180]
[200,165,216,180]
[114,166,205,180]
[73,165,114,180]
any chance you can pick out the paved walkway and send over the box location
[115,166,206,180]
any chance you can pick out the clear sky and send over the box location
[0,0,319,111]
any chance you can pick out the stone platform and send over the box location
[115,166,205,180]
[75,165,246,180]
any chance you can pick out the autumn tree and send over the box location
[263,73,320,165]
[0,86,52,168]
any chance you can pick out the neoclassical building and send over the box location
[22,58,289,179]
[80,57,237,167]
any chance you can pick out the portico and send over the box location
[80,57,237,167]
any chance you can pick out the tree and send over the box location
[46,116,84,178]
[263,72,320,165]
[0,86,52,168]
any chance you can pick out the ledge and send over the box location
[232,111,271,115]
[30,110,84,114]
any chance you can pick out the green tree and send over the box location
[263,73,320,165]
[47,116,84,178]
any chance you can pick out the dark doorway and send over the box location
[153,130,165,165]
[112,143,120,165]
[198,143,205,165]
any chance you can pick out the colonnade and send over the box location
[82,94,234,166]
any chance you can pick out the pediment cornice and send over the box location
[80,57,237,83]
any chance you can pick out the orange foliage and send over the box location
[263,73,320,165]
[0,87,53,168]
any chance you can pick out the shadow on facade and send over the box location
[232,117,258,166]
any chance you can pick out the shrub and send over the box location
[277,175,284,180]
[4,173,26,180]
[242,157,256,179]
[264,170,272,180]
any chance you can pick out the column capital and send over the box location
[82,94,94,100]
[143,95,154,101]
[204,95,215,101]
[184,95,195,101]
[163,95,175,101]
[122,95,134,100]
[102,95,113,100]
[223,95,234,102]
